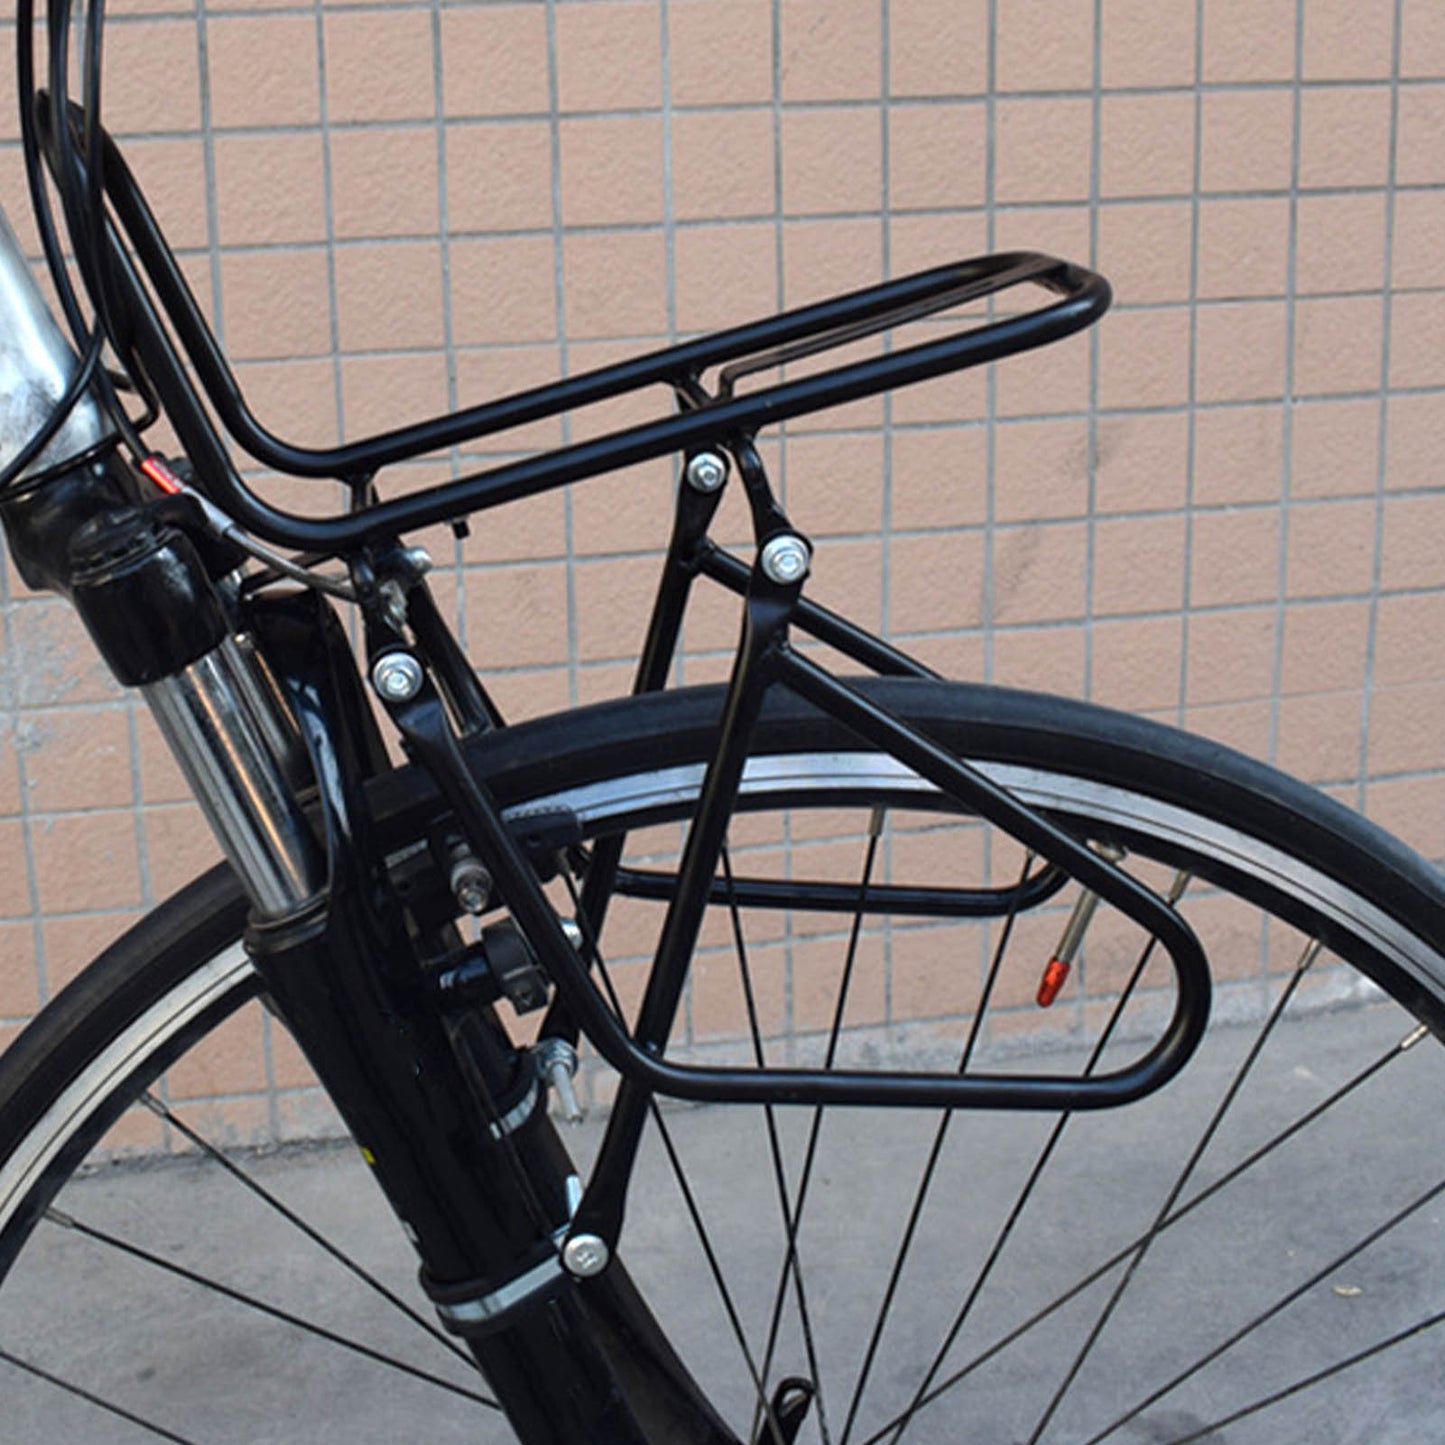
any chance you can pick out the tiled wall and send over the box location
[1,0,1444,1145]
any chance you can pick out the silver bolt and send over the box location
[760,534,811,585]
[561,918,584,950]
[562,1233,610,1277]
[534,1037,584,1124]
[371,651,424,702]
[685,452,728,493]
[449,853,492,915]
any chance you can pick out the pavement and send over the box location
[3,1002,1443,1445]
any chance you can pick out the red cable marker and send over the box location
[138,454,184,495]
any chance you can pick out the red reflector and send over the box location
[1036,957,1070,1008]
[139,455,184,495]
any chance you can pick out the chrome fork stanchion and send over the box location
[141,635,322,918]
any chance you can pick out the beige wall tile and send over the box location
[32,812,141,915]
[1190,507,1281,606]
[1093,513,1188,616]
[780,0,882,102]
[1375,593,1445,686]
[42,912,144,993]
[1297,193,1388,295]
[1101,0,1197,88]
[1386,393,1445,490]
[330,129,440,241]
[1092,615,1184,710]
[672,111,776,222]
[1096,203,1193,305]
[782,108,883,216]
[214,135,327,247]
[1196,303,1288,404]
[1186,607,1277,705]
[334,242,445,352]
[218,249,332,362]
[440,6,551,118]
[1200,90,1295,192]
[105,20,203,134]
[563,230,669,337]
[450,235,558,347]
[1388,291,1445,389]
[1100,94,1197,199]
[889,104,988,212]
[993,624,1087,694]
[323,10,434,125]
[1285,498,1377,598]
[995,0,1095,93]
[1293,295,1384,397]
[1197,198,1291,300]
[1382,494,1445,590]
[1397,86,1445,186]
[784,432,886,536]
[1303,0,1396,80]
[555,1,661,112]
[21,708,132,815]
[890,0,990,97]
[1401,0,1445,78]
[1392,191,1445,290]
[994,418,1090,522]
[1094,413,1190,513]
[992,520,1088,624]
[674,222,779,333]
[670,0,775,107]
[1202,0,1297,83]
[560,116,665,227]
[1193,406,1285,506]
[1299,88,1393,190]
[1280,599,1371,694]
[1098,307,1193,410]
[995,98,1094,204]
[208,15,318,129]
[1292,400,1380,498]
[890,428,990,530]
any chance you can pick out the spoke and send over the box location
[1162,1306,1445,1445]
[1084,1172,1445,1444]
[43,1210,498,1410]
[721,845,834,1445]
[1022,938,1323,1444]
[856,1007,1423,1445]
[839,851,1035,1445]
[0,1346,199,1444]
[883,871,1189,1445]
[140,1092,478,1375]
[753,814,885,1438]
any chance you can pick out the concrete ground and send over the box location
[2,1003,1443,1445]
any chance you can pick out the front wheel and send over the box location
[2,677,1444,1443]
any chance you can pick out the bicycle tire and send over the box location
[2,676,1443,1444]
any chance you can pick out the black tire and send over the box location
[2,678,1443,1444]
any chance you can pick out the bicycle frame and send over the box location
[0,80,1220,1443]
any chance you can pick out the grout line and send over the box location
[1359,0,1405,826]
[1082,0,1101,704]
[1176,0,1206,726]
[529,0,578,713]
